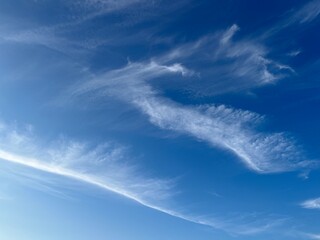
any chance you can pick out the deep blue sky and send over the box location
[0,0,320,239]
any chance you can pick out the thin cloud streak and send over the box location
[0,149,163,206]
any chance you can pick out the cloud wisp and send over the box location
[301,198,320,209]
[71,58,312,173]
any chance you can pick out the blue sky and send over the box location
[0,0,320,239]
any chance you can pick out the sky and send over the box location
[0,0,320,239]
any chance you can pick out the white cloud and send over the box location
[0,121,286,235]
[1,21,293,96]
[0,149,170,204]
[0,125,173,207]
[0,147,283,234]
[2,23,292,94]
[301,198,320,209]
[71,60,312,173]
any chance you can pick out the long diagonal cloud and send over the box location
[0,123,285,235]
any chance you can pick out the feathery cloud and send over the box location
[71,59,311,173]
[0,121,286,235]
[0,122,173,206]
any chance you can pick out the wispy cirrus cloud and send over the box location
[71,58,313,173]
[0,121,287,235]
[0,122,173,207]
[3,21,312,173]
[1,18,294,95]
[301,197,320,209]
[215,24,294,86]
[0,147,285,235]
